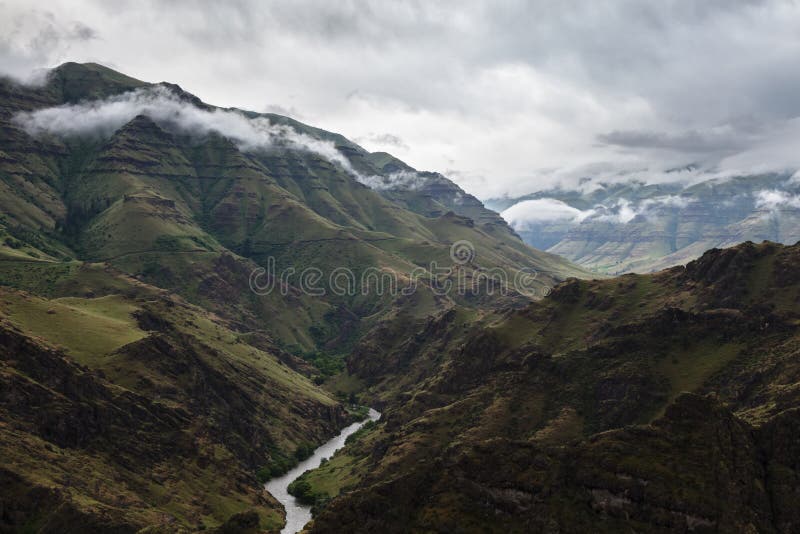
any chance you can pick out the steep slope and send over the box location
[300,241,800,533]
[0,62,594,532]
[0,263,349,532]
[1,62,589,357]
[364,152,511,230]
[489,175,800,274]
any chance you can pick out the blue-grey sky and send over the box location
[3,0,800,197]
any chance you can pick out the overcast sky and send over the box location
[3,0,800,198]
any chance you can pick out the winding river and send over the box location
[265,408,380,534]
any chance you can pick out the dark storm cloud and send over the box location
[3,0,800,196]
[597,126,757,155]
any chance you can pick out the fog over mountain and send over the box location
[487,173,800,274]
[11,84,442,191]
[4,1,800,198]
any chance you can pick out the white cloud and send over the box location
[13,85,365,175]
[356,170,429,191]
[501,198,589,229]
[13,86,438,191]
[755,190,800,211]
[502,194,694,230]
[613,199,637,224]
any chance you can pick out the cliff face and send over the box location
[489,175,800,275]
[307,241,800,533]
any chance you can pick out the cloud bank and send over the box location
[12,85,439,192]
[755,190,800,211]
[5,1,800,197]
[13,85,366,176]
[501,199,588,228]
[502,195,694,230]
[356,170,429,191]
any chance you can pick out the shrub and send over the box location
[294,442,314,461]
[287,477,315,505]
[255,447,297,482]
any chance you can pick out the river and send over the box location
[265,408,380,534]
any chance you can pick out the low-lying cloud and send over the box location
[12,85,439,193]
[501,199,589,229]
[12,86,381,180]
[755,190,800,211]
[501,195,693,230]
[16,86,348,163]
[357,170,429,191]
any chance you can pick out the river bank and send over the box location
[264,408,381,534]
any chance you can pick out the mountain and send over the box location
[0,274,345,532]
[0,62,590,532]
[0,62,593,354]
[487,174,800,274]
[6,62,799,534]
[303,241,800,533]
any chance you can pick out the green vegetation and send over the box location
[285,418,380,518]
[302,350,347,378]
[286,477,318,505]
[344,420,376,445]
[256,448,293,483]
[1,290,146,364]
[0,87,592,524]
[308,241,800,532]
[255,441,319,483]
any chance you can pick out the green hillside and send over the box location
[0,62,591,532]
[303,241,800,533]
[0,265,344,532]
[1,62,590,354]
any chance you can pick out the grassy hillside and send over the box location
[1,62,590,360]
[303,241,800,533]
[0,260,353,531]
[3,61,800,533]
[0,61,594,532]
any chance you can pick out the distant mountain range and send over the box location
[487,174,800,274]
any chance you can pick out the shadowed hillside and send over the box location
[305,241,800,533]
